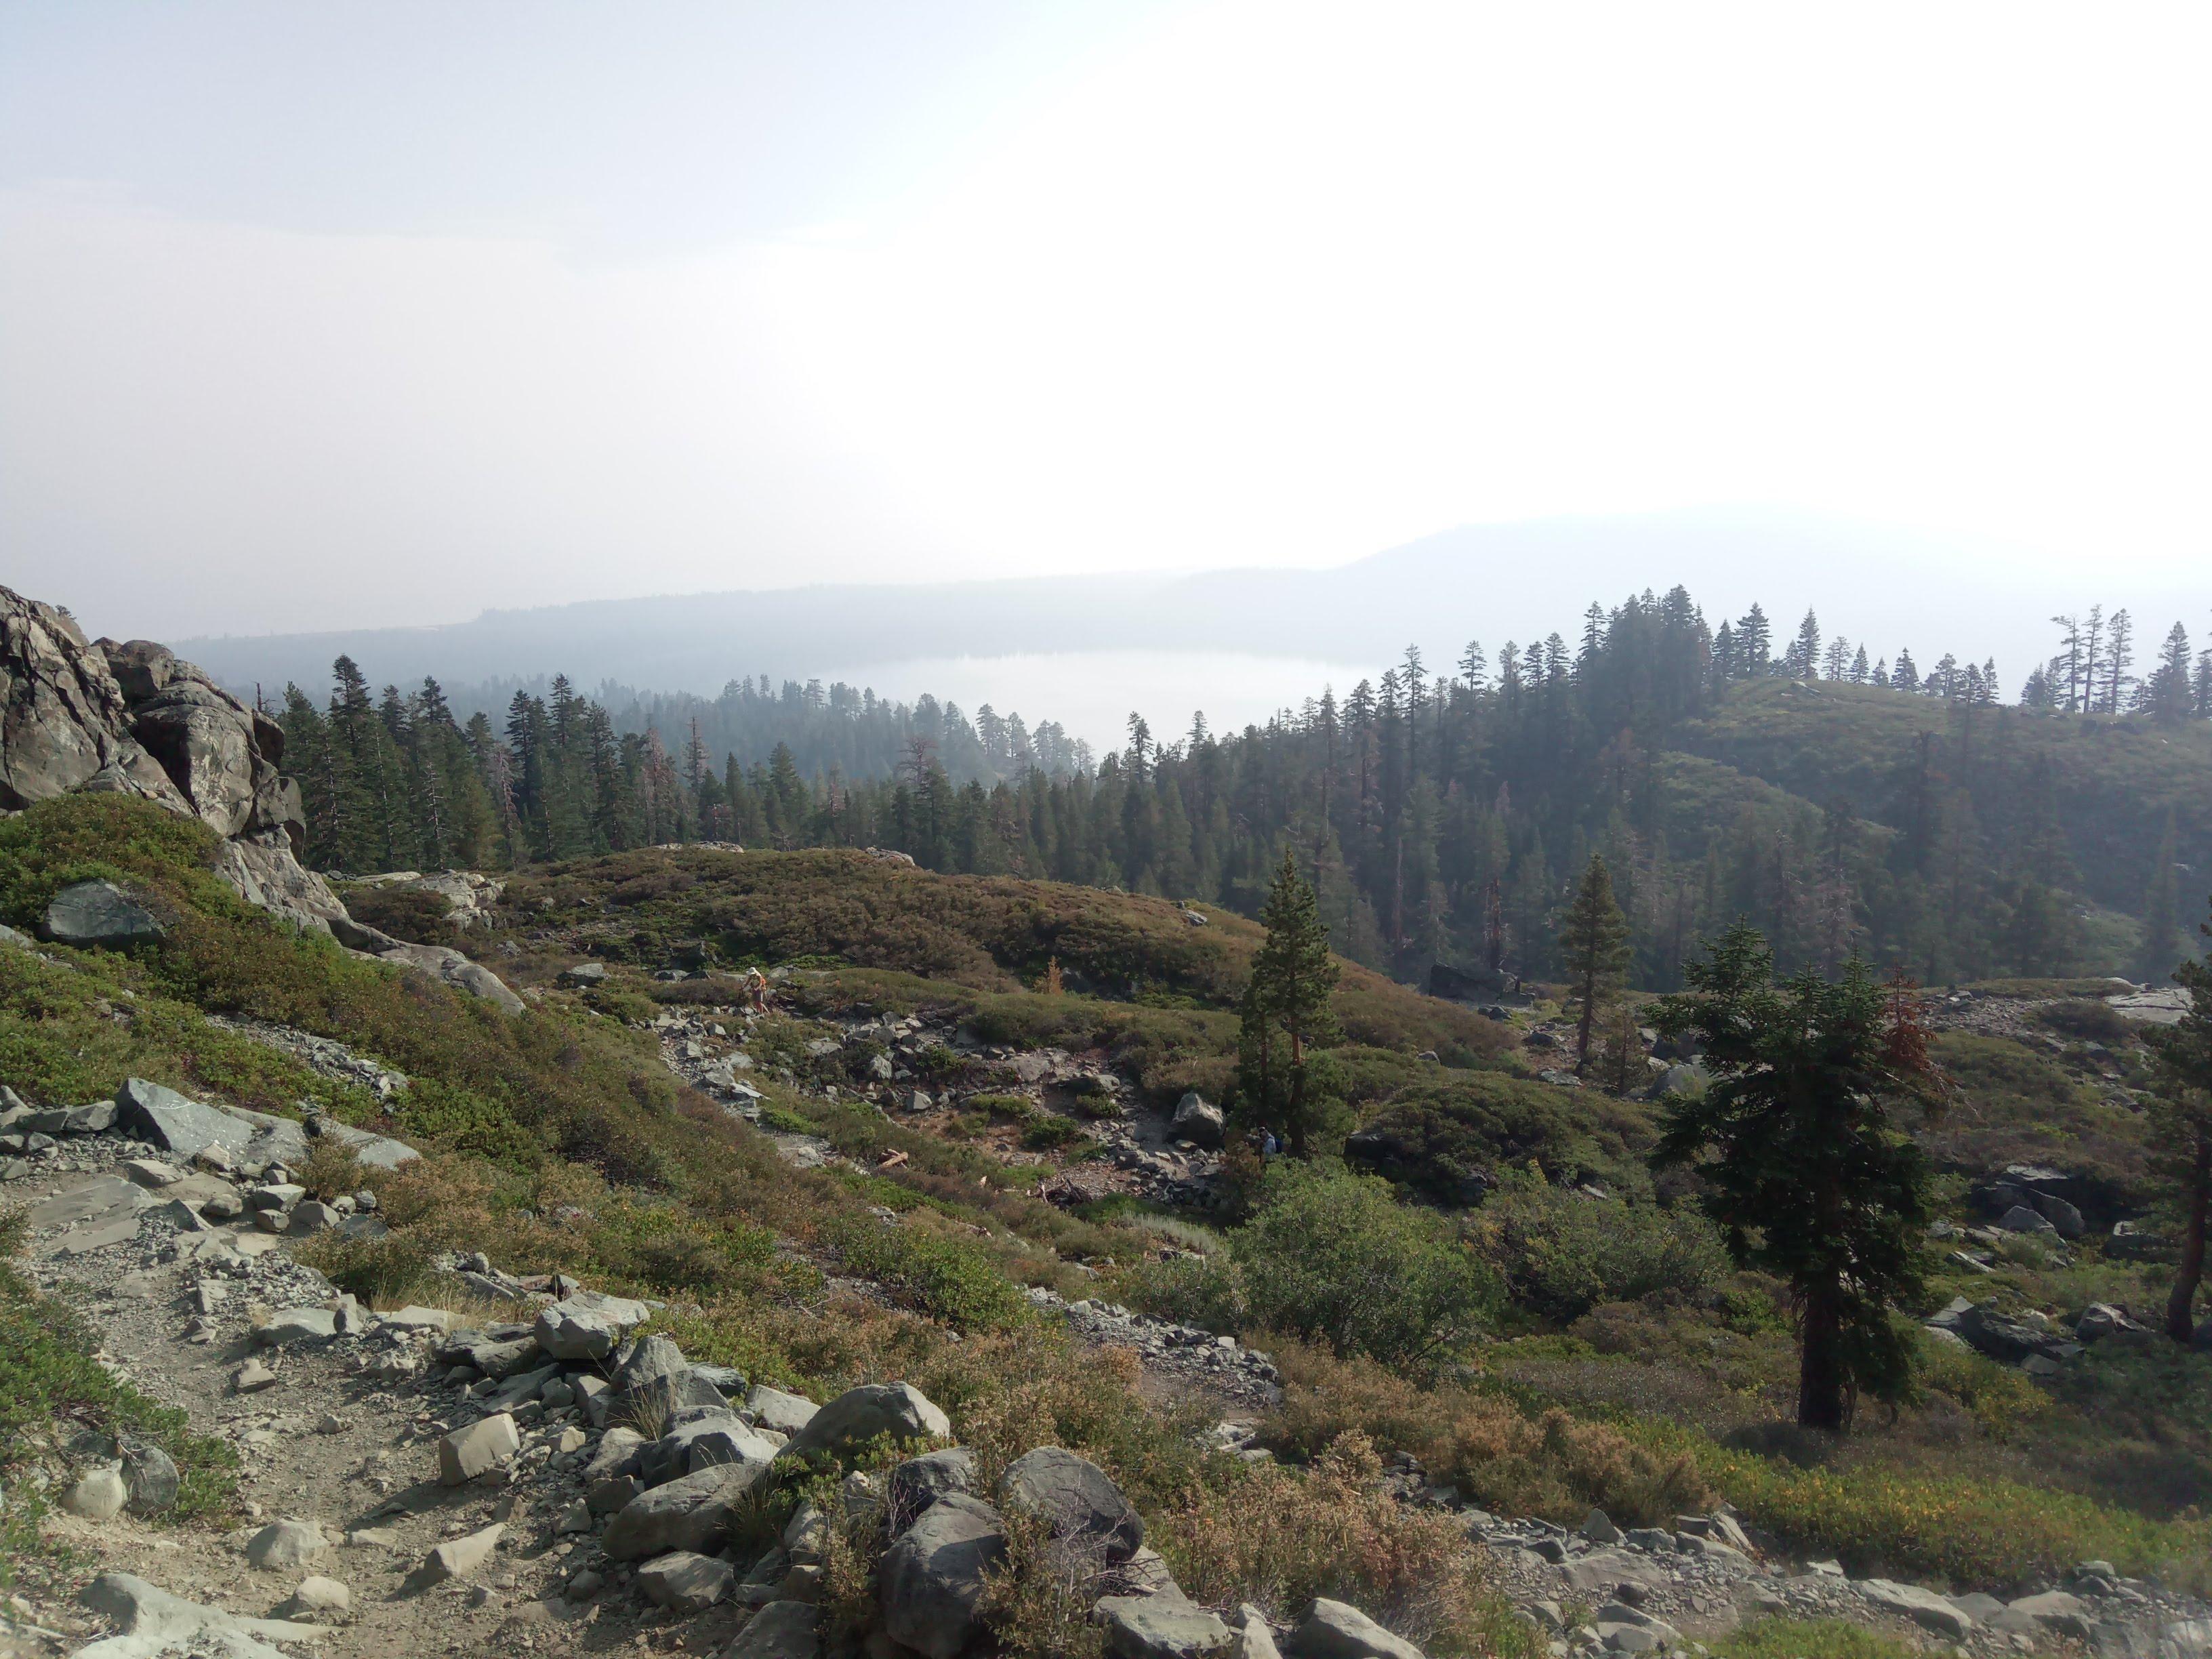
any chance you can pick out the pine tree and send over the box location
[1654,924,1940,1429]
[1235,851,1347,1158]
[2144,897,2212,1341]
[1558,854,1632,1076]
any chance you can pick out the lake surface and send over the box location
[817,649,1384,752]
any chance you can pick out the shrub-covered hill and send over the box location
[6,792,2211,1622]
[1673,678,2212,914]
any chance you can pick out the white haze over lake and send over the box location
[819,652,1378,756]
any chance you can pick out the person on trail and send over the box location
[743,967,770,1013]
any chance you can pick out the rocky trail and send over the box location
[8,1035,2212,1659]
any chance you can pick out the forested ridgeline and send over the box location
[275,590,2212,988]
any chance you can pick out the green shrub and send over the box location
[1020,1116,1092,1153]
[825,1215,1031,1332]
[1230,1164,1499,1368]
[1469,1167,1729,1322]
[1119,1252,1249,1334]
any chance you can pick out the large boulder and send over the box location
[730,1600,821,1659]
[879,1493,1008,1659]
[79,1572,323,1658]
[1858,1579,1975,1639]
[609,1334,730,1428]
[1170,1092,1226,1148]
[783,1382,951,1463]
[1289,1599,1426,1659]
[1098,1594,1235,1659]
[637,1412,779,1488]
[637,1550,734,1613]
[41,880,165,948]
[996,1446,1143,1565]
[535,1290,650,1360]
[603,1462,767,1561]
[888,1447,978,1532]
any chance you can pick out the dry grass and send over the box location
[1155,1432,1531,1658]
[1267,1340,1708,1525]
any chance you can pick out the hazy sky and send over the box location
[3,1,2208,638]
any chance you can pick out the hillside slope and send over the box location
[5,796,2212,1659]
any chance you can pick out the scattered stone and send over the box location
[746,1383,819,1435]
[80,1571,324,1659]
[438,1412,522,1485]
[60,1467,128,1520]
[603,1461,767,1561]
[1581,1508,1622,1544]
[246,1520,329,1571]
[121,1439,180,1515]
[424,1522,506,1583]
[282,1575,352,1618]
[1097,1593,1235,1659]
[1170,1092,1226,1148]
[889,1447,978,1530]
[637,1549,735,1612]
[1858,1578,1975,1639]
[234,1359,279,1393]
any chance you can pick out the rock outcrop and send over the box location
[1,586,338,933]
[1,583,523,1011]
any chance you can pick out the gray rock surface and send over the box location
[424,1521,505,1582]
[438,1412,521,1484]
[603,1461,766,1561]
[637,1549,735,1612]
[1097,1593,1235,1659]
[1859,1578,1975,1639]
[77,1571,317,1659]
[60,1467,128,1520]
[534,1289,650,1359]
[1290,1598,1427,1659]
[120,1439,180,1515]
[729,1599,821,1659]
[745,1383,819,1435]
[888,1446,978,1530]
[785,1380,951,1462]
[996,1445,1143,1565]
[1170,1092,1226,1148]
[245,1519,327,1571]
[879,1492,1008,1659]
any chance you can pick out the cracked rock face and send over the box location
[1,585,342,933]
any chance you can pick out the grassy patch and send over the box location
[0,1214,239,1570]
[1715,1618,1920,1659]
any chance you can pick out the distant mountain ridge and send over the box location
[175,506,2209,701]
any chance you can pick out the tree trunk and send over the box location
[1797,1276,1847,1430]
[1574,964,1598,1076]
[2167,1132,2210,1343]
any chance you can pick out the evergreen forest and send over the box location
[274,590,2212,989]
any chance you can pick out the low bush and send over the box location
[1231,1164,1499,1368]
[1469,1168,1730,1323]
[1118,1252,1249,1334]
[1156,1432,1530,1658]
